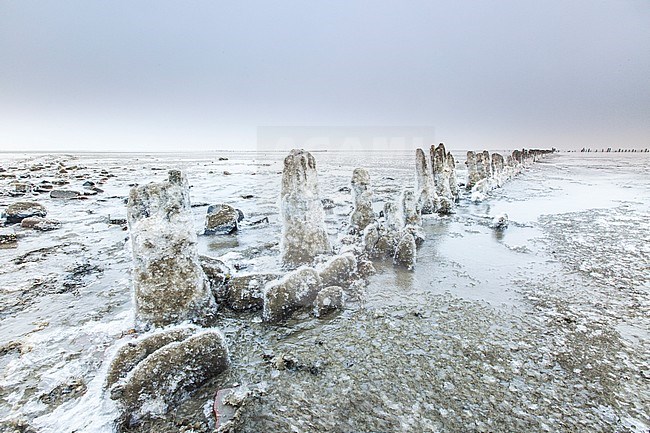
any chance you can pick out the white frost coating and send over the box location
[349,168,374,232]
[127,170,216,328]
[280,149,331,266]
[415,149,437,214]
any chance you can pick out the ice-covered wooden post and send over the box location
[447,152,460,202]
[280,149,331,266]
[415,148,437,214]
[350,168,374,233]
[466,151,480,190]
[431,143,453,214]
[127,170,216,328]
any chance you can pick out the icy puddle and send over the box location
[1,152,649,432]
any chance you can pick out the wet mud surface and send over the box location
[0,151,648,432]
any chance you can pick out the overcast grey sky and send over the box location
[1,0,648,151]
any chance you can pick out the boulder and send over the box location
[204,204,243,235]
[4,202,47,224]
[349,168,374,232]
[263,267,321,322]
[110,330,229,426]
[393,233,417,270]
[127,170,217,329]
[105,325,198,388]
[318,253,357,287]
[280,149,331,266]
[313,286,344,318]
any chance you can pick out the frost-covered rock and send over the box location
[415,148,437,214]
[280,149,331,266]
[204,204,243,235]
[110,330,229,426]
[263,267,321,322]
[3,201,47,224]
[105,325,198,389]
[318,253,357,287]
[20,216,60,231]
[127,170,217,328]
[224,273,281,311]
[393,233,417,270]
[349,168,374,232]
[491,213,509,230]
[313,286,344,318]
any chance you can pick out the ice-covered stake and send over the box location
[431,143,454,214]
[127,170,216,328]
[415,148,437,214]
[466,151,480,190]
[349,168,374,232]
[280,149,331,266]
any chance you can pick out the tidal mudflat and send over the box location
[0,150,647,432]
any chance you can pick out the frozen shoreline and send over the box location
[0,151,648,432]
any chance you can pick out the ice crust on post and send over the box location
[349,168,374,232]
[431,143,454,214]
[127,170,217,329]
[415,148,437,214]
[280,149,331,266]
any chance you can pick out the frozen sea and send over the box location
[0,150,648,432]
